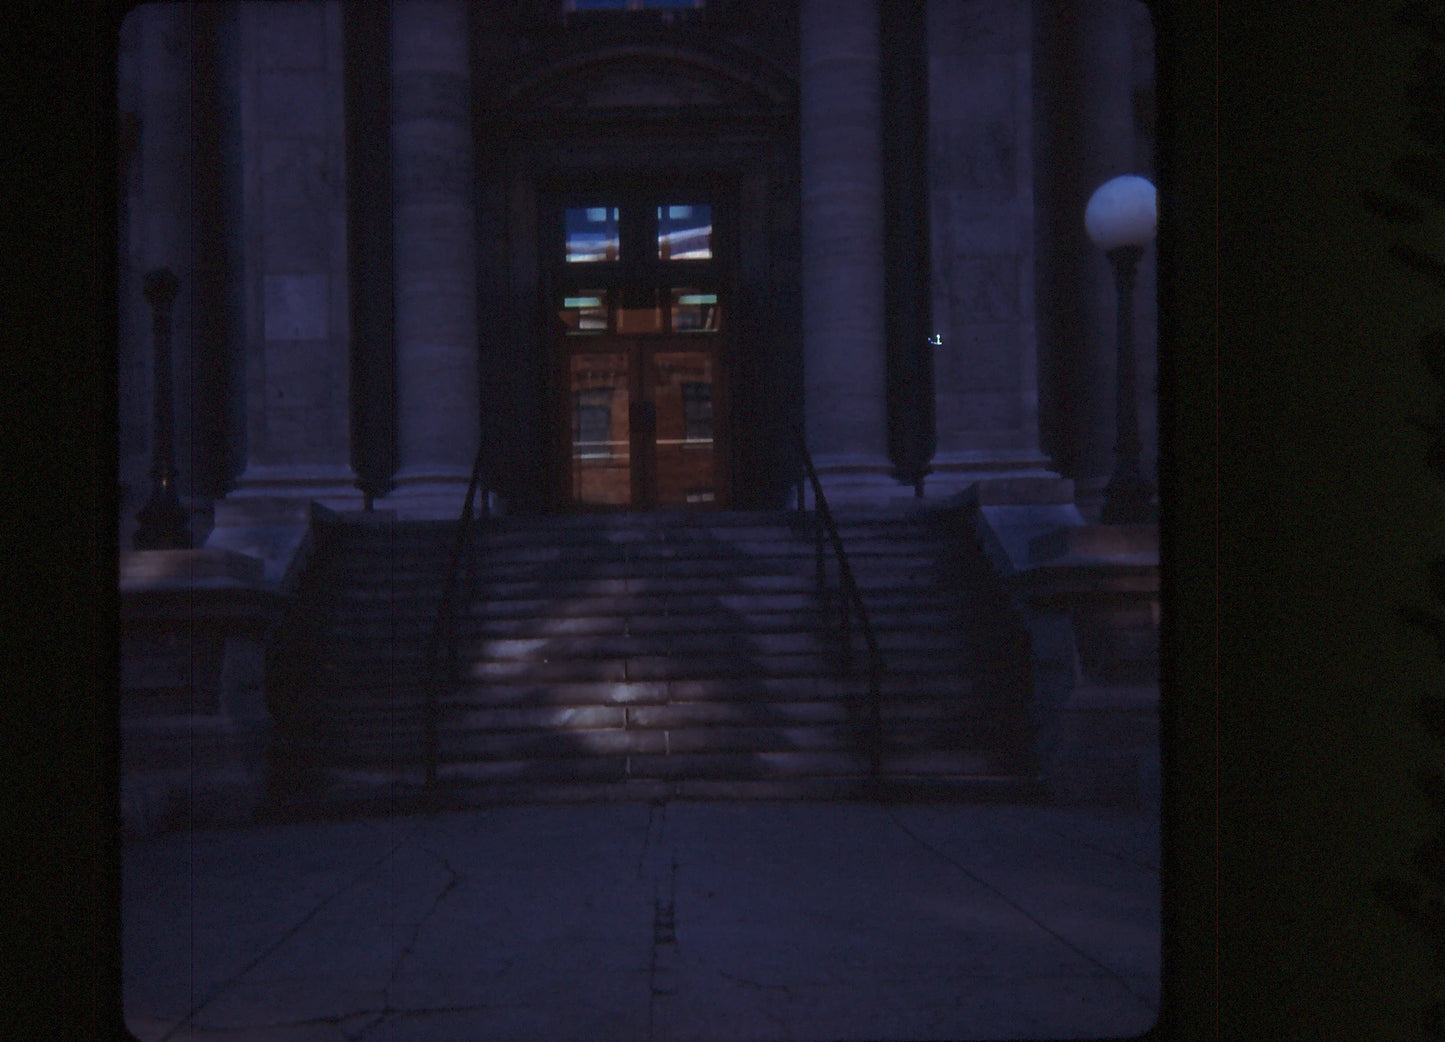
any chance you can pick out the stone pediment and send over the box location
[501,45,793,122]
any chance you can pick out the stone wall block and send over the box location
[253,1,327,70]
[941,391,1021,432]
[393,133,475,200]
[260,142,333,271]
[929,50,1013,119]
[930,118,1017,194]
[394,285,477,349]
[943,255,1020,321]
[263,273,331,341]
[391,70,473,125]
[938,322,1028,393]
[257,71,330,136]
[391,2,472,72]
[929,0,1024,53]
[930,202,1025,254]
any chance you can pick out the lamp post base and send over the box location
[133,486,191,550]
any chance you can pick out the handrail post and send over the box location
[814,510,826,622]
[868,657,882,772]
[789,423,885,779]
[425,439,491,793]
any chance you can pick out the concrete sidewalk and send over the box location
[122,802,1161,1041]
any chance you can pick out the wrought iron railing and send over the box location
[790,424,884,772]
[423,443,491,789]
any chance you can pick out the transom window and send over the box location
[565,0,703,10]
[563,204,712,264]
[556,196,721,336]
[564,207,620,263]
[559,286,720,336]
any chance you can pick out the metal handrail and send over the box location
[790,424,884,772]
[423,442,491,788]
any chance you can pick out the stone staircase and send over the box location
[264,505,1040,816]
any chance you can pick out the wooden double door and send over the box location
[560,334,729,511]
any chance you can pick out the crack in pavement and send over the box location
[637,800,668,882]
[646,813,679,1042]
[204,1000,515,1039]
[1027,818,1161,873]
[719,970,791,1037]
[718,969,790,994]
[883,807,1158,1011]
[158,821,431,1042]
[354,845,465,1042]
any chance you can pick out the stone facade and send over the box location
[115,0,1159,814]
[117,0,1157,533]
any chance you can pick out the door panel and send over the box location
[648,348,717,507]
[560,338,726,510]
[568,350,631,507]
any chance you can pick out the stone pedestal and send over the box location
[969,499,1160,811]
[120,549,292,836]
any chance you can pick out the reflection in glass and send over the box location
[617,287,663,334]
[670,289,719,332]
[681,382,712,442]
[651,351,715,506]
[658,205,712,260]
[570,352,630,505]
[566,0,701,8]
[573,389,614,457]
[559,291,608,334]
[565,207,620,263]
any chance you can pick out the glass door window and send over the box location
[561,337,725,510]
[553,194,726,510]
[568,352,631,506]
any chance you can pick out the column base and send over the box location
[227,464,365,513]
[808,454,917,506]
[920,450,1060,498]
[383,467,479,521]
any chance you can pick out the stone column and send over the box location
[924,0,1054,495]
[223,1,360,512]
[799,0,897,503]
[386,0,480,520]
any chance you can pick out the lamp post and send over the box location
[133,267,191,549]
[1085,175,1157,525]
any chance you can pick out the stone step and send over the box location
[322,649,976,683]
[320,622,968,659]
[441,722,874,762]
[295,723,1029,777]
[274,502,1036,808]
[331,548,958,575]
[323,670,984,714]
[331,538,944,567]
[275,773,1040,821]
[443,750,877,783]
[326,588,964,621]
[269,772,1040,823]
[308,699,1018,743]
[328,610,836,641]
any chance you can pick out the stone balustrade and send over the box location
[964,478,1160,810]
[119,548,293,836]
